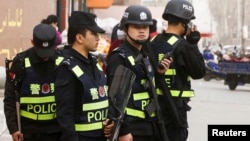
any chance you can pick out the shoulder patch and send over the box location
[167,36,179,45]
[62,57,74,66]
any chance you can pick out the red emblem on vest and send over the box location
[99,86,105,97]
[42,83,50,94]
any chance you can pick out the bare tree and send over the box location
[208,0,238,45]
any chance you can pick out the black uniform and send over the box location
[106,40,161,141]
[4,48,63,141]
[54,48,108,141]
[150,32,206,141]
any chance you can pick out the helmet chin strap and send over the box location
[127,32,148,45]
[182,22,189,36]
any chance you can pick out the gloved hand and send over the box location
[186,31,201,44]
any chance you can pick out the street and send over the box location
[188,79,250,141]
[0,79,250,141]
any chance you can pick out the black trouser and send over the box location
[130,121,162,141]
[133,135,159,141]
[167,127,188,141]
[78,136,107,141]
[23,132,62,141]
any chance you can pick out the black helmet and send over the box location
[119,5,153,29]
[162,0,195,21]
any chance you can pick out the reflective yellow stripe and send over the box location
[56,56,64,66]
[126,108,155,118]
[72,65,84,77]
[75,122,103,131]
[141,79,146,85]
[171,90,194,97]
[126,108,145,118]
[167,36,178,45]
[164,69,176,75]
[83,100,108,111]
[128,56,135,66]
[20,110,56,120]
[20,96,55,104]
[156,88,194,97]
[133,92,149,101]
[156,89,161,95]
[25,58,31,68]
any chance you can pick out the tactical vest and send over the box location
[151,34,195,98]
[114,47,156,120]
[19,56,64,121]
[64,58,109,133]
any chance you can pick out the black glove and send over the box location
[186,31,201,44]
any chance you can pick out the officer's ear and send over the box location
[31,39,35,46]
[122,25,128,33]
[75,33,84,44]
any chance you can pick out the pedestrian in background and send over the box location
[54,11,113,141]
[4,23,63,141]
[41,14,62,49]
[149,19,158,39]
[108,23,124,54]
[150,0,206,141]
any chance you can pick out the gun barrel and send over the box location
[16,101,21,132]
[142,57,169,141]
[108,119,121,141]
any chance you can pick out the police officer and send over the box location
[54,11,113,141]
[150,0,206,141]
[106,5,171,141]
[4,23,63,141]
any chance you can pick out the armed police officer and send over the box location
[4,23,63,141]
[54,11,113,141]
[106,5,171,141]
[150,0,206,141]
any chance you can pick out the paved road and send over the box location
[0,79,250,141]
[188,79,250,141]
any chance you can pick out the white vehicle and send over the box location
[244,46,250,57]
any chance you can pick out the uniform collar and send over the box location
[123,40,141,57]
[70,48,93,64]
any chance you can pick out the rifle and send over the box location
[155,73,182,127]
[139,56,169,141]
[108,65,136,141]
[5,59,22,136]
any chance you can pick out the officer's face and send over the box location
[127,24,150,40]
[81,30,100,52]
